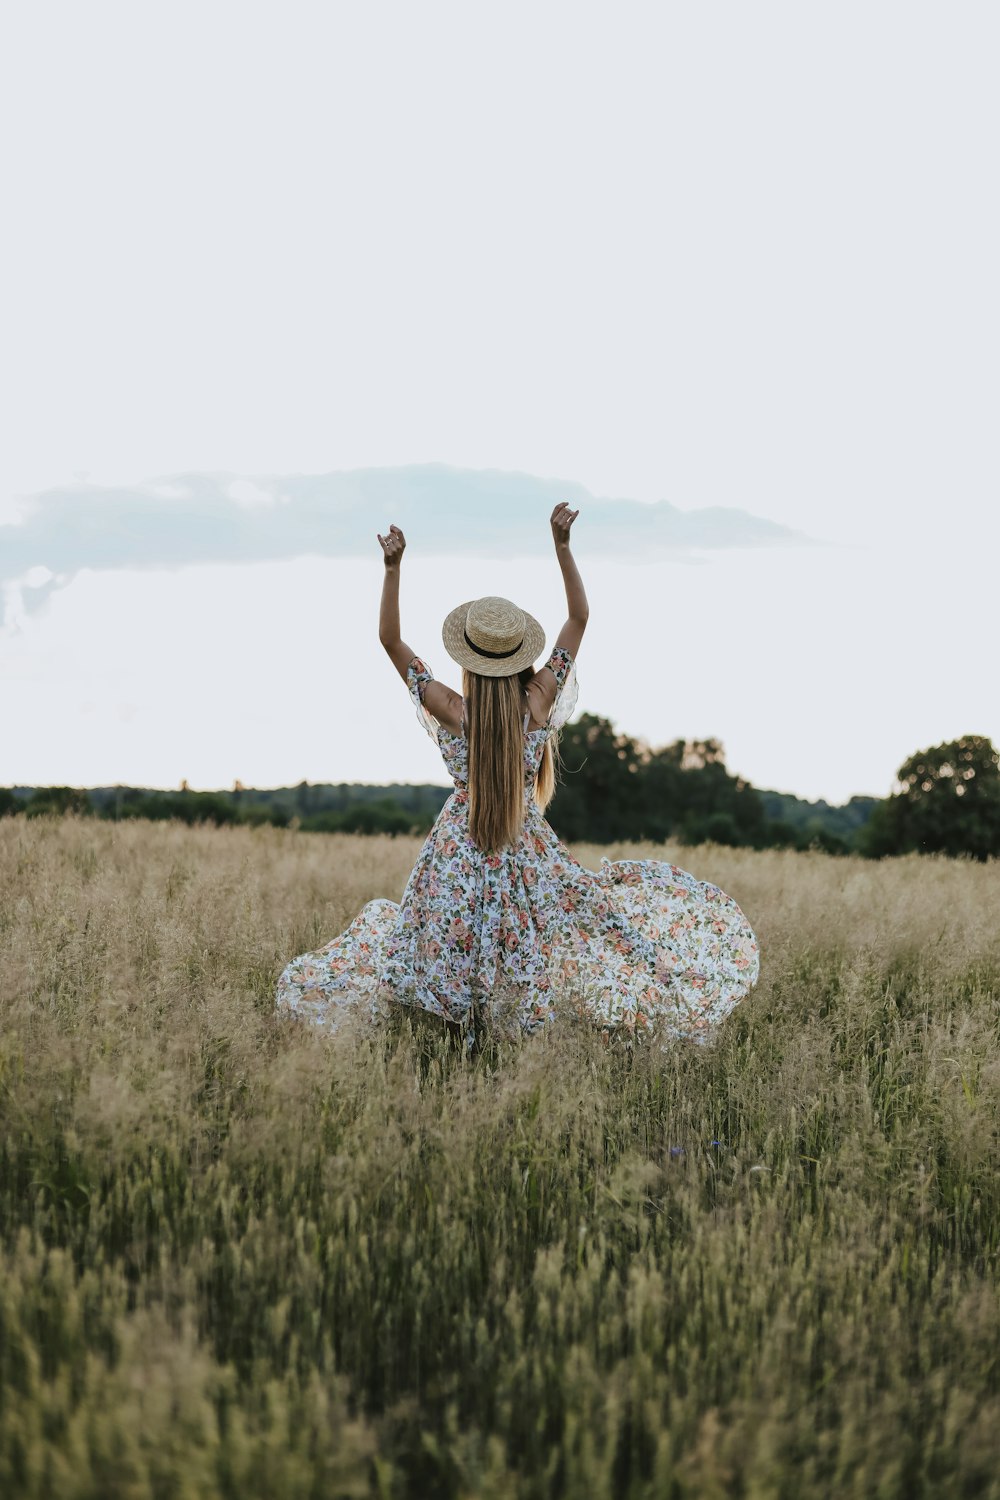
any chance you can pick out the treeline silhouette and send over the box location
[3,725,998,859]
[0,782,441,836]
[547,715,877,852]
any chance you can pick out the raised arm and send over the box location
[377,526,418,681]
[526,502,588,726]
[377,524,463,728]
[551,502,588,660]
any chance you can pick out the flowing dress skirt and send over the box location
[277,796,760,1045]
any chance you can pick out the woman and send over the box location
[276,503,760,1046]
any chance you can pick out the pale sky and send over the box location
[1,3,997,804]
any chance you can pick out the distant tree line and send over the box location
[544,715,880,853]
[3,731,998,860]
[0,783,442,836]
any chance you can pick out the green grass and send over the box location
[1,819,999,1497]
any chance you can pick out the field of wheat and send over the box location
[0,817,998,1498]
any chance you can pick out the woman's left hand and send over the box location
[377,524,406,568]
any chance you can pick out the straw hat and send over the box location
[441,596,545,677]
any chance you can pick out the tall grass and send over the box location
[1,818,998,1497]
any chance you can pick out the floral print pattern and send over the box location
[276,646,760,1044]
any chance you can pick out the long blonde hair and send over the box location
[463,666,558,853]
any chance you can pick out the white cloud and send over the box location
[23,566,55,589]
[148,483,192,499]
[226,478,279,507]
[0,465,808,627]
[1,566,60,633]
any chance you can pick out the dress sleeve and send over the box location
[406,656,441,744]
[543,646,579,731]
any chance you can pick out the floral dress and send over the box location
[276,646,760,1044]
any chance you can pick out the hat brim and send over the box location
[442,600,546,677]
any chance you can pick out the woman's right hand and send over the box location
[550,502,579,548]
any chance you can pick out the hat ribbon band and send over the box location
[463,629,524,660]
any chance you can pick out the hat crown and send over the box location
[465,596,525,654]
[441,594,544,676]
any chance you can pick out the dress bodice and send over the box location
[406,646,579,796]
[434,718,549,796]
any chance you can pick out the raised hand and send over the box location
[550,502,579,549]
[377,524,406,569]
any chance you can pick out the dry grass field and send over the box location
[1,817,999,1498]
